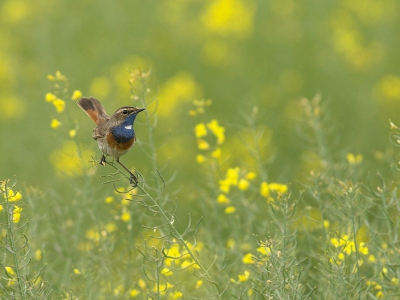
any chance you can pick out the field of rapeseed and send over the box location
[1,1,400,299]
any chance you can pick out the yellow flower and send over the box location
[238,179,250,191]
[121,212,131,222]
[346,153,363,164]
[7,190,22,202]
[322,220,330,229]
[238,270,250,282]
[69,129,77,138]
[391,277,399,285]
[227,238,235,249]
[5,267,15,277]
[161,267,173,276]
[170,291,183,299]
[50,119,62,129]
[45,92,57,102]
[105,222,117,233]
[194,123,208,138]
[181,260,200,269]
[73,268,81,275]
[71,90,82,100]
[47,75,55,81]
[130,289,140,297]
[245,172,256,180]
[196,154,206,164]
[337,252,345,260]
[382,267,388,274]
[138,279,146,289]
[217,194,230,204]
[35,249,42,261]
[376,291,384,298]
[269,183,288,194]
[211,147,221,158]
[219,178,231,193]
[225,206,236,214]
[105,196,114,203]
[197,139,210,150]
[242,253,254,264]
[359,242,369,255]
[13,206,22,223]
[368,254,376,262]
[195,280,203,289]
[52,98,65,113]
[0,205,3,212]
[260,182,270,198]
[207,119,225,144]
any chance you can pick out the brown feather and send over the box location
[77,97,109,125]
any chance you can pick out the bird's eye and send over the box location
[122,110,128,114]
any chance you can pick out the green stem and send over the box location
[138,185,222,300]
[4,182,26,299]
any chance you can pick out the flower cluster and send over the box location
[0,181,23,223]
[330,234,369,265]
[194,118,226,163]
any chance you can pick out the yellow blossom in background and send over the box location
[197,139,210,150]
[200,0,255,38]
[238,178,250,191]
[5,267,15,277]
[260,182,270,198]
[269,182,288,194]
[209,148,221,158]
[34,249,42,261]
[138,279,146,289]
[52,98,65,113]
[376,74,400,101]
[86,229,100,243]
[161,267,173,276]
[0,205,3,212]
[50,119,62,129]
[256,246,271,256]
[105,222,117,233]
[242,253,254,264]
[181,260,200,269]
[114,285,124,296]
[238,270,250,282]
[68,130,76,138]
[45,93,57,102]
[323,220,330,229]
[225,206,236,214]
[207,119,225,144]
[90,76,111,99]
[219,178,231,193]
[391,277,399,285]
[157,72,202,116]
[196,154,206,164]
[0,96,26,120]
[121,211,131,222]
[346,153,363,164]
[245,172,256,180]
[217,193,230,204]
[170,291,183,299]
[13,206,22,223]
[337,252,345,260]
[71,90,82,100]
[227,238,235,249]
[105,196,114,203]
[73,268,81,275]
[130,289,139,297]
[194,123,207,138]
[368,255,376,262]
[195,280,203,289]
[50,141,95,177]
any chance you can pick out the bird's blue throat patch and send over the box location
[111,114,137,143]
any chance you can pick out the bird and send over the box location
[76,97,145,185]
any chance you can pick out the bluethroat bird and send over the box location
[77,97,145,184]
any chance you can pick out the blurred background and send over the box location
[1,0,400,192]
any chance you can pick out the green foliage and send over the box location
[1,1,400,298]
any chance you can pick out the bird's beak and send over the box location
[137,108,145,113]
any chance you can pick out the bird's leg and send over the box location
[99,154,107,166]
[116,158,138,186]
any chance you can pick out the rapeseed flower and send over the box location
[50,119,62,129]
